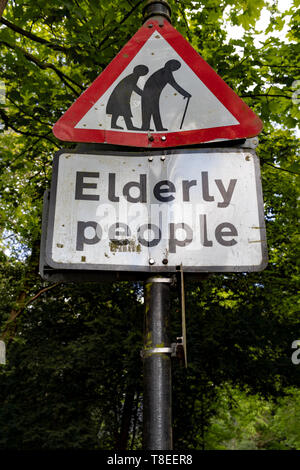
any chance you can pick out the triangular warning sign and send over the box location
[53,19,263,148]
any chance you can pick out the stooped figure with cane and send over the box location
[140,59,191,132]
[106,64,149,130]
[106,59,191,131]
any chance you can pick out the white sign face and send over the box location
[45,149,267,273]
[74,31,239,134]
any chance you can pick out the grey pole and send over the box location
[143,277,173,450]
[141,0,173,451]
[143,0,172,23]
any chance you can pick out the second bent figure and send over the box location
[106,60,191,132]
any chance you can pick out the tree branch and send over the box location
[0,17,70,53]
[262,64,300,69]
[25,282,62,307]
[0,40,84,94]
[98,0,144,49]
[0,282,62,342]
[0,108,59,146]
[241,93,291,99]
[178,3,192,43]
[5,134,52,166]
[7,95,52,127]
[0,0,8,19]
[261,160,300,175]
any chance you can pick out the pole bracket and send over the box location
[171,337,185,362]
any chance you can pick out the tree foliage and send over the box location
[0,0,299,450]
[205,385,300,450]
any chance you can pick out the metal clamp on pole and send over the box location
[145,277,173,284]
[143,0,172,23]
[141,346,173,358]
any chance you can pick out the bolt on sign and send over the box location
[52,19,262,148]
[44,148,268,273]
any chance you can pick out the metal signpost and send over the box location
[41,0,267,451]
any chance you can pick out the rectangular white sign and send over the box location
[45,148,267,273]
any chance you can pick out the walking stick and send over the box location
[180,95,191,129]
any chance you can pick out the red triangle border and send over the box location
[53,19,263,148]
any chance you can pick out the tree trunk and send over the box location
[0,238,40,343]
[117,386,135,450]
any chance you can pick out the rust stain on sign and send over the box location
[109,240,141,253]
